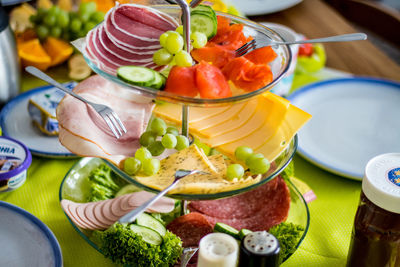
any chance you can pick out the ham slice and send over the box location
[61,191,175,230]
[56,75,154,165]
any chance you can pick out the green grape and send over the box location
[166,126,179,136]
[123,157,141,175]
[153,48,173,66]
[29,15,39,24]
[79,13,90,22]
[245,153,264,167]
[161,134,177,149]
[50,27,62,38]
[48,6,61,17]
[174,50,193,67]
[149,117,167,136]
[135,147,152,162]
[79,2,97,17]
[91,11,105,24]
[84,21,97,33]
[226,164,245,180]
[36,8,47,22]
[159,32,169,48]
[70,18,82,33]
[36,25,49,40]
[175,135,189,151]
[78,29,87,38]
[43,14,57,27]
[57,10,69,28]
[235,146,254,161]
[139,131,157,147]
[248,158,270,175]
[191,32,207,48]
[147,141,165,156]
[142,158,160,176]
[175,25,183,35]
[165,32,184,54]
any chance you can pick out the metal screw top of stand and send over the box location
[243,231,279,255]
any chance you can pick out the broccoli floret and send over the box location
[269,222,304,262]
[93,223,183,267]
[87,164,122,202]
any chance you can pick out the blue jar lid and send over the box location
[0,136,32,181]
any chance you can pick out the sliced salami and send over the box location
[188,176,290,231]
[167,212,213,247]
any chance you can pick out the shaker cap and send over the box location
[363,153,400,214]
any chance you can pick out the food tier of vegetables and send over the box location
[12,1,313,266]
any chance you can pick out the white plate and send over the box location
[231,0,302,16]
[287,77,400,180]
[0,201,62,267]
[0,84,76,158]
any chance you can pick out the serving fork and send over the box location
[25,66,127,139]
[236,32,367,56]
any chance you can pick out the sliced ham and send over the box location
[56,75,154,165]
[61,191,175,230]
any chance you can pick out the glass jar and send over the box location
[347,153,400,267]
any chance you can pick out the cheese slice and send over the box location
[195,98,258,138]
[254,104,312,161]
[153,102,230,124]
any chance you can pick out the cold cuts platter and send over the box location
[77,4,291,106]
[59,157,310,264]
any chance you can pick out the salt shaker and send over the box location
[347,153,400,267]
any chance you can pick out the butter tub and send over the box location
[0,136,32,192]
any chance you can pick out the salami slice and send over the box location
[188,176,290,231]
[167,212,213,247]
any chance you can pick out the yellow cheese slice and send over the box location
[254,104,312,161]
[153,102,230,124]
[196,98,258,138]
[197,93,290,147]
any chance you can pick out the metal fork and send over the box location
[25,66,127,139]
[235,33,367,56]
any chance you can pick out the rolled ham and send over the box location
[56,75,154,165]
[61,191,175,230]
[85,4,178,74]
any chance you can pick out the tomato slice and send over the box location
[164,66,198,97]
[244,46,277,65]
[191,45,236,68]
[209,23,252,51]
[195,61,232,99]
[298,43,313,57]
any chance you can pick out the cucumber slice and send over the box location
[136,213,166,237]
[150,71,166,90]
[129,224,163,245]
[190,13,217,40]
[117,66,155,87]
[239,228,253,240]
[214,222,240,239]
[191,4,215,16]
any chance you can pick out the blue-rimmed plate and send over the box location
[287,77,400,180]
[0,84,76,158]
[0,201,62,267]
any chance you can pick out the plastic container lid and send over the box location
[363,153,400,214]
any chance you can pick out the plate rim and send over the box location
[0,200,63,267]
[287,77,400,180]
[0,84,76,158]
[231,0,303,16]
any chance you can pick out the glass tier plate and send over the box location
[59,153,309,263]
[104,135,297,200]
[81,5,291,106]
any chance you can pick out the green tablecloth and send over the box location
[0,68,362,267]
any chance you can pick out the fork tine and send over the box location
[107,113,123,138]
[102,114,121,139]
[111,111,127,133]
[236,39,257,56]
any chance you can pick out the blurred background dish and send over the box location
[0,200,62,267]
[0,84,76,158]
[230,0,302,16]
[288,77,400,180]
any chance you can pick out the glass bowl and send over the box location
[103,135,297,200]
[59,155,310,263]
[81,5,292,106]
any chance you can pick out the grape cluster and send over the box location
[226,146,271,180]
[30,2,105,41]
[123,117,189,176]
[153,26,208,67]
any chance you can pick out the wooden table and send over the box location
[250,0,400,81]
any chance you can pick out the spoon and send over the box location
[118,169,203,224]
